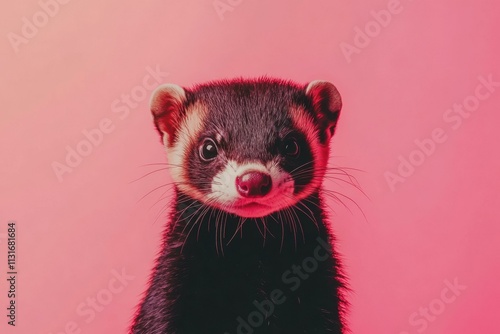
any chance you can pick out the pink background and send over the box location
[1,0,499,333]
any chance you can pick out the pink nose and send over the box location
[236,171,272,198]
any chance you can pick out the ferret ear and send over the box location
[150,84,187,143]
[305,80,342,142]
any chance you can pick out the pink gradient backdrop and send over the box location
[1,0,499,333]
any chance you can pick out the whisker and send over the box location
[285,195,319,231]
[323,189,368,223]
[269,212,284,252]
[254,218,265,240]
[283,207,297,250]
[129,167,175,184]
[152,203,170,226]
[288,160,315,175]
[171,200,201,232]
[220,210,228,255]
[226,217,246,246]
[149,189,174,211]
[290,206,305,244]
[181,198,218,253]
[139,162,184,168]
[138,183,172,203]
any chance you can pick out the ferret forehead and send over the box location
[207,110,289,162]
[190,79,306,111]
[188,79,309,130]
[192,78,303,95]
[181,79,318,161]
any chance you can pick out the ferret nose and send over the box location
[236,171,272,198]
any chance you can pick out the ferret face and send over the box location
[150,79,342,218]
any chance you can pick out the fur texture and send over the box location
[131,78,347,334]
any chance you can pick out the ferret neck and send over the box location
[168,190,328,255]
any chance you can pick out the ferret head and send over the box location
[150,78,342,218]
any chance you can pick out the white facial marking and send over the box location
[164,102,208,202]
[161,103,331,219]
[209,160,295,218]
[290,106,330,196]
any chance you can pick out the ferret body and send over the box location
[131,78,347,334]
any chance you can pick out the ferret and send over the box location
[131,78,347,334]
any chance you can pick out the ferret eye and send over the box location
[199,138,218,161]
[283,137,300,157]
